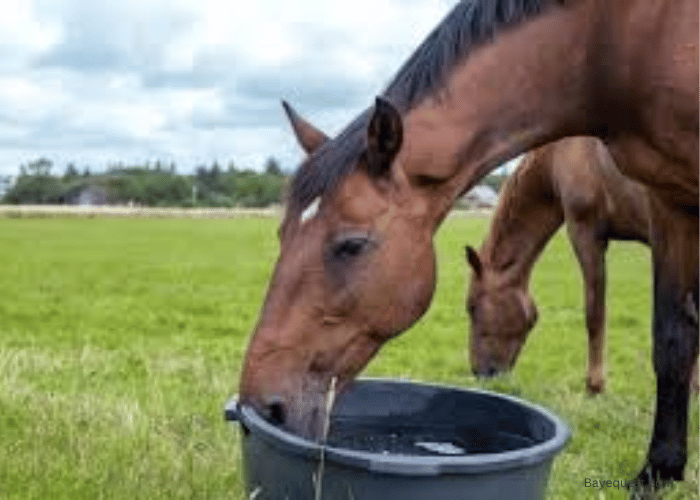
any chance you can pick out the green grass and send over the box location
[0,216,696,499]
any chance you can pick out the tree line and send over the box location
[2,157,510,208]
[2,157,288,208]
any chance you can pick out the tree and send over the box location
[227,160,237,174]
[142,175,192,206]
[64,163,79,179]
[83,166,91,178]
[27,157,52,177]
[481,172,509,193]
[264,157,283,176]
[195,165,208,183]
[210,161,221,185]
[11,158,59,204]
[5,172,63,204]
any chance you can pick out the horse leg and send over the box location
[630,194,699,493]
[566,217,607,394]
[692,358,698,395]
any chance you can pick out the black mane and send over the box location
[288,0,556,214]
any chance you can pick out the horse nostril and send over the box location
[267,401,286,425]
[472,365,498,378]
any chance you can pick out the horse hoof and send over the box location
[585,378,605,395]
[627,461,682,498]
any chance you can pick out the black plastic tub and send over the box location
[225,379,570,500]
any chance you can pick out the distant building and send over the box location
[66,185,108,206]
[459,185,499,209]
[0,175,13,200]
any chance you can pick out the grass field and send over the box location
[0,216,697,499]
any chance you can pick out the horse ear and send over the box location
[366,97,403,177]
[465,246,482,277]
[282,100,329,154]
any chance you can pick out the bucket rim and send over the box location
[225,377,571,476]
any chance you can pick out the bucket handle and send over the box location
[224,395,240,421]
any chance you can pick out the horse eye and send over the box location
[332,237,369,260]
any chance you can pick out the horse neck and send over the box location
[402,1,604,223]
[481,148,564,287]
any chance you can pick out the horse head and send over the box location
[239,98,447,438]
[465,245,538,377]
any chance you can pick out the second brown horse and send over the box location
[465,137,698,394]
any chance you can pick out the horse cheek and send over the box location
[393,244,436,333]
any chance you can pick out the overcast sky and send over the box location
[1,0,523,177]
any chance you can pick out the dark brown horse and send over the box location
[240,0,698,493]
[465,136,650,393]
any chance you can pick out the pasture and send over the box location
[0,214,696,499]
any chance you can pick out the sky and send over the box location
[0,0,521,177]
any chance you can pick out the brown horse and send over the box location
[465,137,700,397]
[465,136,650,394]
[240,0,698,493]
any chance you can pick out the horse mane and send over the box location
[482,148,556,271]
[288,0,557,215]
[496,155,536,224]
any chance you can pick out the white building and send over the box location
[460,185,499,209]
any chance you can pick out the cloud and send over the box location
[0,0,61,72]
[0,0,457,176]
[35,0,195,73]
